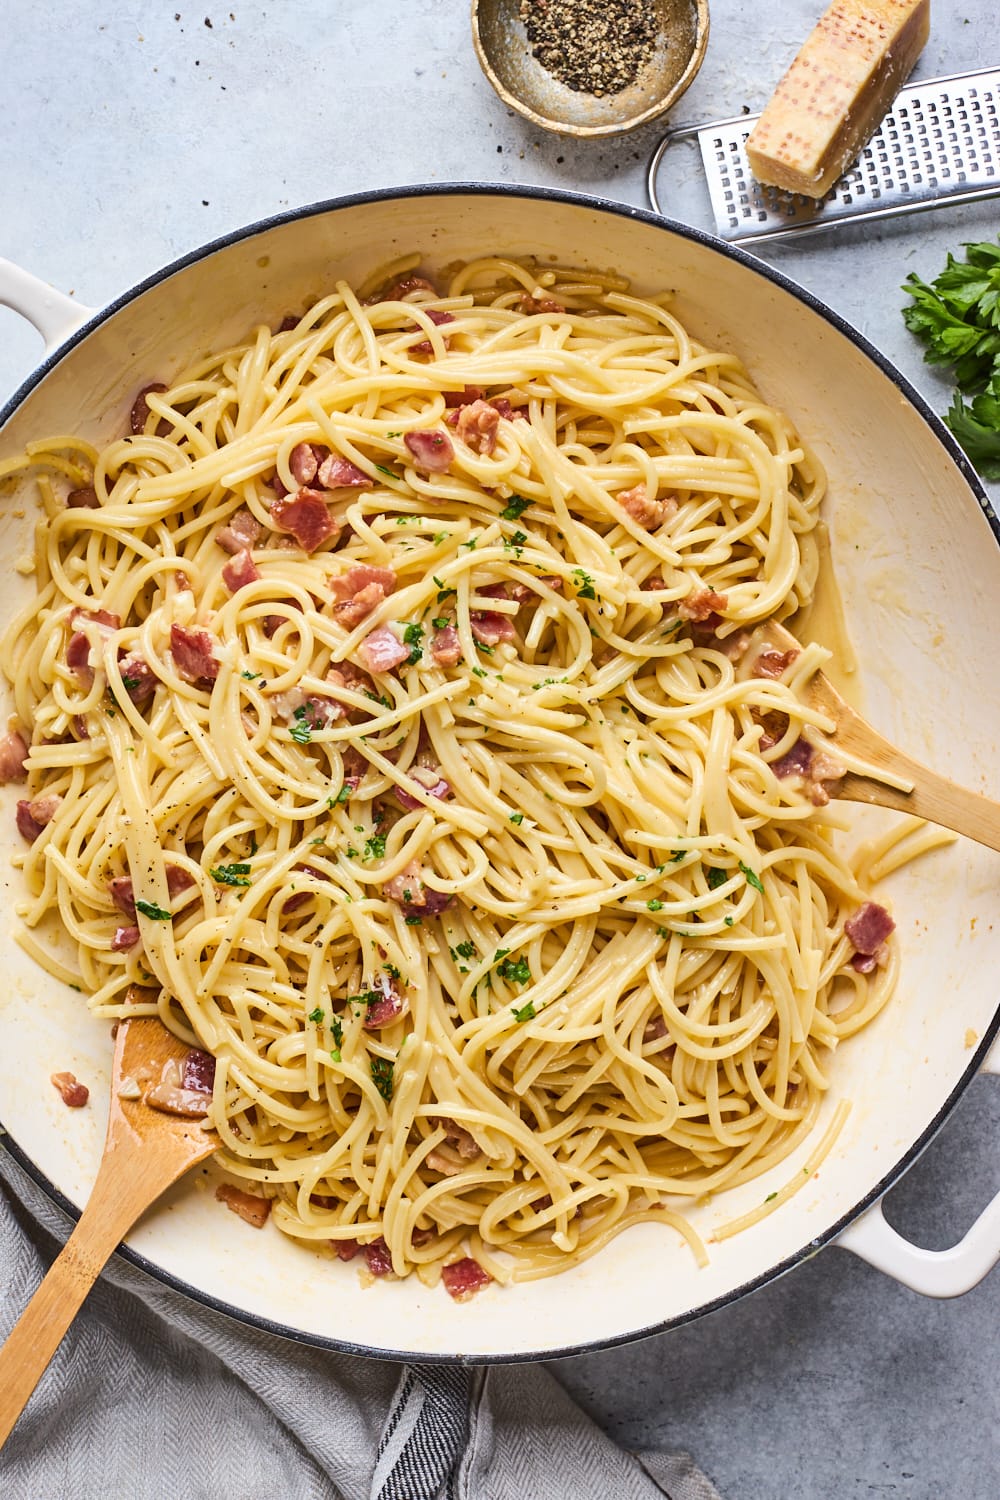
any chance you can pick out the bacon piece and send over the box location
[51,1071,89,1108]
[444,385,484,408]
[109,865,195,919]
[772,738,813,778]
[66,632,93,677]
[335,1238,361,1261]
[845,902,895,959]
[643,1014,670,1043]
[117,653,157,707]
[270,489,339,552]
[754,647,799,679]
[216,507,263,555]
[71,606,121,634]
[67,485,100,509]
[130,382,168,435]
[435,1118,481,1159]
[454,399,500,456]
[289,441,322,486]
[170,624,219,685]
[470,611,516,647]
[358,625,410,674]
[411,308,455,353]
[404,430,454,473]
[364,1237,394,1276]
[270,685,344,729]
[16,794,62,842]
[330,564,397,603]
[383,858,453,915]
[316,454,374,490]
[383,275,438,301]
[182,1048,216,1094]
[394,766,452,811]
[537,574,563,592]
[0,729,29,783]
[215,1183,272,1228]
[441,1257,491,1301]
[490,397,529,421]
[617,485,677,529]
[263,598,304,639]
[363,976,408,1030]
[340,744,368,792]
[277,313,300,333]
[430,625,461,667]
[678,588,729,623]
[222,548,261,593]
[518,294,565,314]
[111,925,141,952]
[334,583,388,629]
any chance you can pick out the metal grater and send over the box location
[646,67,1000,244]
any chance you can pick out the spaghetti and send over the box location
[1,256,898,1291]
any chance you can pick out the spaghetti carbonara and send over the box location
[0,256,899,1295]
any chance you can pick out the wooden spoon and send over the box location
[0,1014,216,1446]
[756,620,1000,853]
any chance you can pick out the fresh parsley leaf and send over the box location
[210,862,252,887]
[433,532,448,546]
[945,388,1000,479]
[724,916,734,927]
[308,1006,324,1023]
[509,811,524,825]
[384,962,401,979]
[335,784,351,804]
[374,463,398,481]
[646,898,663,912]
[135,899,171,921]
[241,669,261,680]
[402,621,424,663]
[656,926,669,939]
[370,1057,395,1101]
[572,567,596,600]
[706,866,727,890]
[670,849,687,862]
[496,955,531,984]
[765,1191,778,1203]
[500,495,530,521]
[453,940,477,960]
[739,860,765,894]
[386,430,402,438]
[330,1048,342,1063]
[289,715,312,744]
[331,1017,344,1047]
[363,833,387,861]
[432,616,450,629]
[404,914,422,926]
[471,665,487,678]
[511,1000,536,1022]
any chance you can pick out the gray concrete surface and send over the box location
[1,2,998,1495]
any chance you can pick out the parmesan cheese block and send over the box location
[745,0,930,199]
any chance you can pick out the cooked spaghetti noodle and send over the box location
[1,256,899,1290]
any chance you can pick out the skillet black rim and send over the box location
[2,181,998,1365]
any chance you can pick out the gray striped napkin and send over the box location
[0,1148,722,1500]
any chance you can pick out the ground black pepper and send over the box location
[518,0,658,97]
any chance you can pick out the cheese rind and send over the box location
[745,0,930,199]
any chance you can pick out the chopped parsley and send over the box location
[374,463,397,481]
[765,1191,778,1203]
[331,1017,344,1047]
[656,926,670,939]
[669,849,687,862]
[509,811,524,825]
[384,962,401,979]
[739,860,765,894]
[332,784,351,805]
[724,916,734,927]
[471,665,488,678]
[646,898,663,912]
[386,430,402,439]
[135,900,171,921]
[433,532,449,546]
[121,673,140,690]
[363,834,387,861]
[289,709,312,744]
[475,640,495,655]
[512,1000,536,1022]
[241,669,261,680]
[706,867,727,890]
[572,568,596,600]
[308,1006,324,1023]
[432,616,450,630]
[496,955,531,985]
[451,941,477,960]
[402,621,424,663]
[330,1048,342,1063]
[210,862,252,887]
[404,914,423,926]
[500,495,531,521]
[370,1057,395,1101]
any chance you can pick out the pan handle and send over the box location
[836,1036,1000,1296]
[0,258,96,355]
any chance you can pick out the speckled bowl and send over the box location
[471,0,710,137]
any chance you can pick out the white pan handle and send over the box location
[0,258,96,354]
[837,1036,1000,1296]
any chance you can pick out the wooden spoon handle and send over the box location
[0,1145,184,1447]
[837,750,1000,855]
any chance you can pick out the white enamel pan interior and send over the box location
[1,187,999,1362]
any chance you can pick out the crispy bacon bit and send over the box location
[404,430,454,472]
[215,1183,272,1228]
[0,729,29,783]
[182,1048,216,1094]
[383,275,438,301]
[617,485,677,529]
[16,794,62,842]
[441,1257,491,1301]
[364,1236,394,1276]
[67,485,100,509]
[117,653,156,707]
[109,865,194,919]
[331,564,397,603]
[395,766,452,811]
[270,685,344,729]
[518,293,565,314]
[845,902,895,962]
[772,738,813,778]
[66,632,93,678]
[71,606,121,634]
[51,1071,89,1108]
[216,507,263,555]
[289,441,322,486]
[340,744,368,792]
[537,574,564,593]
[454,399,500,457]
[678,588,729,623]
[411,307,455,353]
[755,647,799,679]
[470,611,516,647]
[383,857,453,915]
[335,1238,361,1261]
[771,737,845,805]
[444,385,484,408]
[146,1065,213,1117]
[262,597,304,639]
[170,624,219,685]
[643,1014,670,1043]
[316,453,374,490]
[436,1119,481,1159]
[430,625,461,667]
[221,548,261,594]
[363,976,408,1030]
[270,489,340,552]
[111,925,141,951]
[130,383,168,435]
[334,584,387,629]
[358,625,410,674]
[277,313,300,333]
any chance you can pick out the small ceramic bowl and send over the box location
[471,0,710,138]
